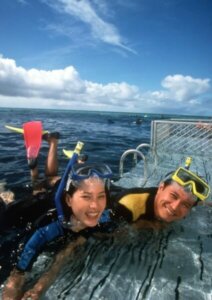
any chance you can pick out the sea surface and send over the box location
[0,108,212,300]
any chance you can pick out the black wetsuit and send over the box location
[109,185,158,223]
[0,184,159,281]
[0,182,158,231]
[0,183,59,232]
[0,197,7,216]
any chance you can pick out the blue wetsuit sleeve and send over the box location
[16,221,64,271]
[99,209,111,223]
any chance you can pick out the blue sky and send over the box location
[0,0,211,116]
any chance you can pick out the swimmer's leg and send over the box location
[44,132,60,185]
[30,165,39,182]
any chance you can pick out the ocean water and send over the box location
[0,108,154,187]
[0,108,212,300]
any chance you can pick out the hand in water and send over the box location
[21,287,42,300]
[2,269,25,300]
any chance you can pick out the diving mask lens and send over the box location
[172,167,210,201]
[66,163,113,191]
[71,163,113,180]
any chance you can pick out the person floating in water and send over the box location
[2,159,113,299]
[109,165,210,229]
[135,117,142,125]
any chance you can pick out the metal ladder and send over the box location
[119,143,157,186]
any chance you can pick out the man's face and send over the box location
[154,182,196,222]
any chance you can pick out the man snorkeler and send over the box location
[109,165,210,226]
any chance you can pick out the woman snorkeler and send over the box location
[2,161,113,300]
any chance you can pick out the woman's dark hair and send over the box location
[60,182,78,220]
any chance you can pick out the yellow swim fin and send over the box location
[5,125,24,134]
[63,149,74,159]
[5,124,48,135]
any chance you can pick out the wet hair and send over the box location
[162,178,173,188]
[60,184,77,220]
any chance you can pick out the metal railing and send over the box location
[119,149,147,181]
[135,143,157,167]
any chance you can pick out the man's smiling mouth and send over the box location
[165,205,176,216]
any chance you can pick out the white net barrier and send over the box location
[151,120,212,157]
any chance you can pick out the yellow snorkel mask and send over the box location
[171,167,210,201]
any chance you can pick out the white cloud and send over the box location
[43,0,136,54]
[161,74,210,102]
[0,56,211,115]
[0,57,84,97]
[0,56,138,109]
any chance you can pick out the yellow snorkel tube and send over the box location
[185,156,192,170]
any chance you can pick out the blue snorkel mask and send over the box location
[65,163,113,191]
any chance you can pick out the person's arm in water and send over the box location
[21,236,86,300]
[16,221,64,271]
[2,221,64,300]
[32,132,60,192]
